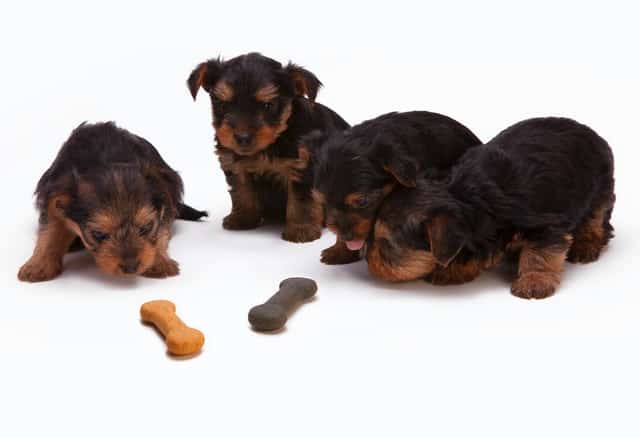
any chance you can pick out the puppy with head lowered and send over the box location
[308,111,481,264]
[188,52,349,242]
[367,117,615,299]
[18,122,207,282]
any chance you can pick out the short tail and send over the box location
[177,203,208,221]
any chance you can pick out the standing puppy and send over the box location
[367,117,615,299]
[188,52,349,242]
[18,122,206,282]
[309,111,481,264]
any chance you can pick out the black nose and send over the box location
[234,132,252,146]
[119,260,140,274]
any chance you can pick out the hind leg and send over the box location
[567,200,614,264]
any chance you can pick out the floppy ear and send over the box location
[383,153,419,187]
[298,130,327,156]
[374,143,418,187]
[285,63,322,101]
[187,58,223,100]
[426,215,466,267]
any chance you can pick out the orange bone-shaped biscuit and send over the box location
[140,300,204,356]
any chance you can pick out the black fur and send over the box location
[309,111,481,251]
[36,122,206,226]
[371,117,615,294]
[188,52,348,241]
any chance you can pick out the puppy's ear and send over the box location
[187,58,223,100]
[426,215,466,267]
[298,130,327,156]
[285,63,322,101]
[374,143,418,187]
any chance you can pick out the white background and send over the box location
[1,1,639,437]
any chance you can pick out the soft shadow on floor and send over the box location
[61,251,141,289]
[332,258,514,300]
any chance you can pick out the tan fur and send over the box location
[283,182,323,243]
[214,102,293,156]
[253,102,292,152]
[366,221,437,282]
[222,176,263,230]
[428,253,502,285]
[142,225,179,278]
[255,84,279,102]
[568,203,611,263]
[213,81,234,101]
[311,189,326,205]
[511,235,571,299]
[367,243,436,282]
[321,238,362,265]
[345,193,366,208]
[18,219,76,282]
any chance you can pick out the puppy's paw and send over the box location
[567,241,601,264]
[222,212,263,230]
[321,244,361,265]
[511,272,557,299]
[18,258,62,282]
[282,224,322,243]
[143,257,180,279]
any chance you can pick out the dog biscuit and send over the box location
[248,278,317,331]
[140,300,204,356]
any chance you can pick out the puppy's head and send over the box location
[309,131,419,251]
[367,181,471,281]
[52,166,173,276]
[187,52,322,156]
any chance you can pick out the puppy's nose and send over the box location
[119,260,140,274]
[234,132,252,146]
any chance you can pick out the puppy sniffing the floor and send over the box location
[308,111,481,265]
[18,122,207,282]
[367,117,615,299]
[188,52,349,242]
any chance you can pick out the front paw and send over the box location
[143,257,180,278]
[282,224,322,243]
[222,212,263,230]
[511,272,557,299]
[321,244,361,265]
[18,258,62,282]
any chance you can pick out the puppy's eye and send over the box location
[263,101,275,111]
[91,230,109,243]
[139,222,154,237]
[354,197,370,209]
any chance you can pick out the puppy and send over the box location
[18,122,207,282]
[367,117,615,299]
[308,111,481,264]
[187,52,349,242]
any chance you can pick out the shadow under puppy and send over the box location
[307,111,481,265]
[188,52,349,242]
[18,122,207,282]
[367,117,615,299]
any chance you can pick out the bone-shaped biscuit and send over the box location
[140,300,204,356]
[248,277,317,331]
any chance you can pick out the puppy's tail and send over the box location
[177,203,208,221]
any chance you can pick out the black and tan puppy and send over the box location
[188,52,349,242]
[367,117,615,299]
[308,111,481,264]
[18,122,207,282]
